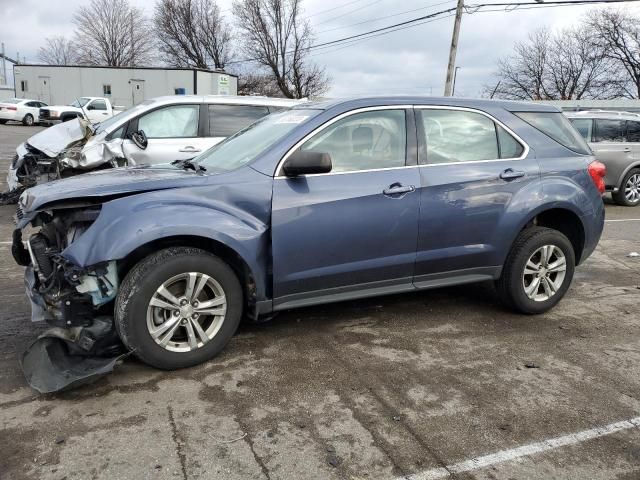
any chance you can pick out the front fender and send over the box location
[62,192,270,300]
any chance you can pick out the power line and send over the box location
[314,0,388,27]
[304,0,372,19]
[316,0,457,36]
[227,0,640,65]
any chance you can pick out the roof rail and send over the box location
[572,109,640,117]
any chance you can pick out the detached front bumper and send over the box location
[14,231,125,393]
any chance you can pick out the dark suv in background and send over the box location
[566,110,640,206]
[13,97,605,392]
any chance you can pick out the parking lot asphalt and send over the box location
[1,123,639,480]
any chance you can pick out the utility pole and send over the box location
[444,0,464,96]
[1,43,6,86]
[452,66,461,96]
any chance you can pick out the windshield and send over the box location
[70,97,91,108]
[93,100,154,135]
[195,109,322,172]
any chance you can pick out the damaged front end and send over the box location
[2,118,124,205]
[13,203,125,393]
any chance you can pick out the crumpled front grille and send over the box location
[16,204,24,220]
[39,109,50,120]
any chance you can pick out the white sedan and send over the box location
[0,98,48,126]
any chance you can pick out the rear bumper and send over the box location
[0,111,20,121]
[579,201,605,265]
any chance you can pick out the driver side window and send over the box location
[137,105,199,138]
[300,109,407,173]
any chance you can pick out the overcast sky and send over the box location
[1,0,638,97]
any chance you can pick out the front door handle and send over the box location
[179,146,201,153]
[383,184,415,196]
[623,147,632,153]
[500,168,526,180]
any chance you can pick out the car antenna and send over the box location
[75,97,90,123]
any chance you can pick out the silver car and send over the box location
[566,110,640,206]
[6,95,304,197]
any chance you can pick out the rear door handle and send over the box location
[623,147,632,152]
[500,168,526,180]
[179,146,201,153]
[383,184,415,196]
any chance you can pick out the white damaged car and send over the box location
[5,95,303,201]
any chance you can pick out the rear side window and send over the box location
[594,119,625,143]
[497,125,524,159]
[209,104,270,137]
[418,109,523,164]
[627,121,640,142]
[568,118,593,142]
[515,112,591,155]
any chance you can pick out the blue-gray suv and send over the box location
[13,97,605,391]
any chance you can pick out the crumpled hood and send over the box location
[21,166,203,212]
[26,118,93,157]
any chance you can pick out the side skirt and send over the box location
[270,266,502,313]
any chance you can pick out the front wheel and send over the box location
[115,247,243,369]
[495,227,575,314]
[612,168,640,206]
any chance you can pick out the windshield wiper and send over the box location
[171,159,206,173]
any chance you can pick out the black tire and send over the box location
[0,120,7,124]
[115,247,243,370]
[22,114,34,126]
[612,168,640,206]
[495,227,575,314]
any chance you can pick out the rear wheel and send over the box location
[115,247,243,369]
[496,227,575,314]
[612,168,640,206]
[22,114,34,126]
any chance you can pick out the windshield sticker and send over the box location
[275,114,310,124]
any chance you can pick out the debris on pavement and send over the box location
[627,252,639,257]
[524,362,541,369]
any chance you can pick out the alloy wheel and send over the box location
[146,272,227,353]
[624,173,640,204]
[522,245,567,302]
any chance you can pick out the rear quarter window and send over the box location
[515,112,591,155]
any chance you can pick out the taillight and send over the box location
[7,106,16,111]
[588,161,606,194]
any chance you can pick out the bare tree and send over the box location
[72,0,156,67]
[38,36,78,65]
[154,0,232,69]
[488,27,621,100]
[235,71,282,96]
[233,0,330,98]
[587,9,640,98]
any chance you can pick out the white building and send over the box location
[12,64,238,107]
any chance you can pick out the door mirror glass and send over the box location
[283,150,332,177]
[131,130,148,150]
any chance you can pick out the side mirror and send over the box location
[283,150,332,177]
[130,130,148,150]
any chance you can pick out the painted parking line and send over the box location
[605,218,640,222]
[401,416,640,480]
